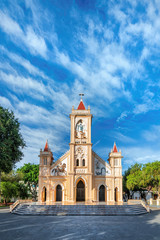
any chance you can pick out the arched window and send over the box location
[42,187,47,202]
[115,187,118,202]
[82,159,85,166]
[76,159,79,166]
[56,185,62,201]
[99,185,105,202]
[44,158,47,165]
[76,180,85,201]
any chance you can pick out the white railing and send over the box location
[149,198,160,206]
[10,199,33,212]
[127,199,141,205]
[127,199,150,212]
[141,199,150,212]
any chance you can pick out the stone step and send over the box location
[12,204,148,216]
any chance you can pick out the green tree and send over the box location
[1,181,17,205]
[0,106,26,186]
[126,163,142,192]
[1,170,23,183]
[15,182,29,199]
[126,161,160,201]
[126,163,147,200]
[141,161,160,196]
[18,163,39,201]
[123,167,131,200]
[0,171,29,202]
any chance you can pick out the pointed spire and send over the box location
[77,100,86,110]
[113,142,118,153]
[44,140,49,152]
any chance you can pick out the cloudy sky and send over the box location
[1,0,160,171]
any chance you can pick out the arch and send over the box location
[115,187,118,202]
[76,180,85,201]
[53,182,64,202]
[75,176,87,187]
[56,184,62,201]
[99,185,105,202]
[76,159,79,166]
[42,186,47,202]
[82,159,85,166]
[53,182,64,190]
[97,184,108,202]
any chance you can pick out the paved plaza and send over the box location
[0,208,160,240]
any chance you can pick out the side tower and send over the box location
[68,98,93,203]
[108,143,123,203]
[38,141,54,203]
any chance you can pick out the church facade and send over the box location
[38,100,123,204]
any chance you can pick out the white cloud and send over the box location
[123,146,160,168]
[0,45,49,79]
[0,10,47,58]
[117,111,128,122]
[16,124,69,168]
[142,125,160,142]
[133,88,159,115]
[0,10,23,36]
[0,96,12,109]
[0,71,47,97]
[113,132,135,144]
[25,26,47,57]
[133,103,149,115]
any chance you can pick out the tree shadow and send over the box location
[0,210,160,240]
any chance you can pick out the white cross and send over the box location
[79,93,84,101]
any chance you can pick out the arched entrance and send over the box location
[56,184,62,201]
[42,187,47,202]
[115,187,118,202]
[76,180,85,201]
[99,185,105,201]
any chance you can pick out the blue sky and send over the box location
[0,0,160,172]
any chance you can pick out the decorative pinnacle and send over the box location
[79,93,84,101]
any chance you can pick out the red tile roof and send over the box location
[77,100,85,110]
[44,140,49,151]
[113,142,118,152]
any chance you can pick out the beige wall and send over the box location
[38,103,123,205]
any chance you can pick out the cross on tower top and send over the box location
[79,93,84,101]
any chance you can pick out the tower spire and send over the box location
[113,142,118,153]
[44,140,49,152]
[77,93,85,110]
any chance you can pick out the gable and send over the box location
[93,151,111,176]
[50,150,70,176]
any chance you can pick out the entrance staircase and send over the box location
[12,204,148,216]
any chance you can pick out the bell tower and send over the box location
[68,95,93,202]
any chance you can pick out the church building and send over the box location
[38,99,123,204]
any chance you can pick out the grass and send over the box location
[0,205,10,208]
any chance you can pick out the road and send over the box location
[0,208,160,240]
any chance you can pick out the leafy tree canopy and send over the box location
[0,106,26,173]
[1,170,23,183]
[17,163,39,200]
[1,181,17,204]
[125,161,160,200]
[0,171,29,204]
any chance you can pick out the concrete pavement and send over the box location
[0,208,160,240]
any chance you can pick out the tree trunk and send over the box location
[0,170,1,200]
[0,170,1,190]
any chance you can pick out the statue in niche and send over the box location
[75,120,86,138]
